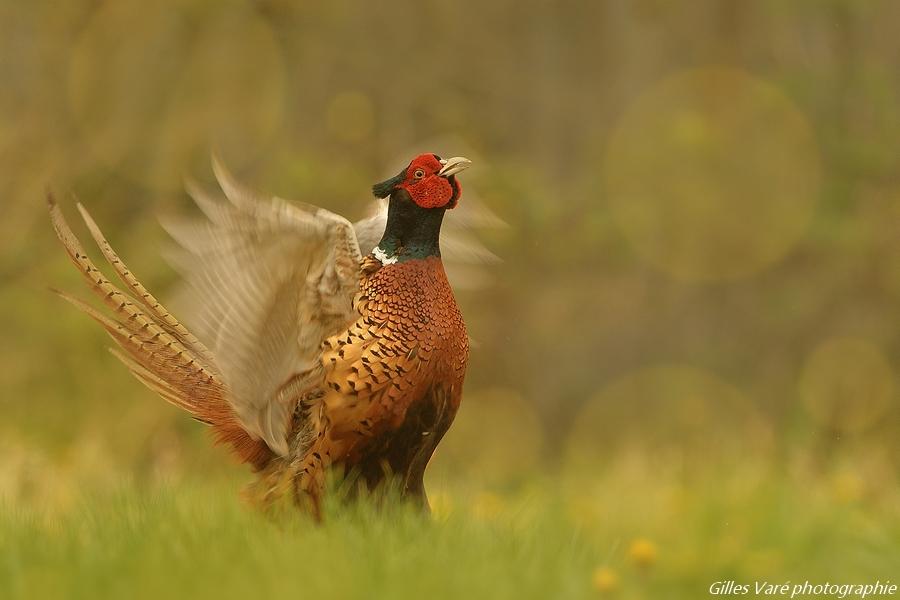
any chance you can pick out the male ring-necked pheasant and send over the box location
[50,153,475,518]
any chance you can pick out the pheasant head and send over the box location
[371,153,472,263]
[372,154,471,209]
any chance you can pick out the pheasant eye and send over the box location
[414,169,425,179]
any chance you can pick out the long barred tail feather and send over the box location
[75,204,221,370]
[48,194,273,470]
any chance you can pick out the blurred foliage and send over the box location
[1,0,899,591]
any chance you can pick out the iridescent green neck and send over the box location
[374,190,445,263]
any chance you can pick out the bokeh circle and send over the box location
[564,365,772,475]
[604,68,821,281]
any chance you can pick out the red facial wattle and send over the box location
[400,175,456,209]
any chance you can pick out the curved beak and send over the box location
[438,156,472,178]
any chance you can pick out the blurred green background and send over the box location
[1,0,899,596]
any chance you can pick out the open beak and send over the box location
[438,156,472,178]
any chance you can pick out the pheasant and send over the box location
[49,153,477,518]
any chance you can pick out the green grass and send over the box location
[0,482,590,600]
[1,465,897,600]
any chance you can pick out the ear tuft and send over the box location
[372,171,405,199]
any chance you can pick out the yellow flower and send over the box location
[592,566,619,593]
[627,538,658,568]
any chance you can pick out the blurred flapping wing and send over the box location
[162,157,362,456]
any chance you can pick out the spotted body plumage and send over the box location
[281,256,468,513]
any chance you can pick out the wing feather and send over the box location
[163,159,363,456]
